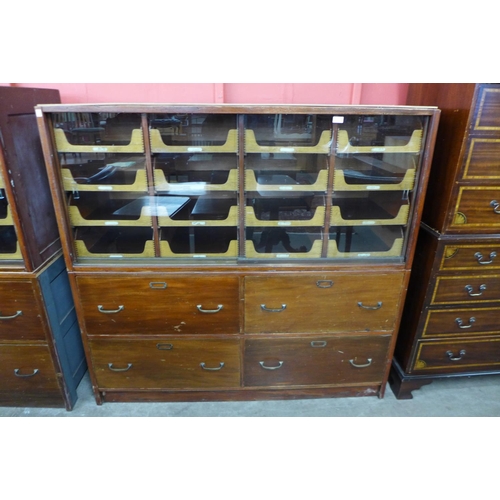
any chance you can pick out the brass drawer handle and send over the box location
[349,358,373,368]
[259,361,284,370]
[260,304,287,312]
[149,282,167,289]
[200,362,224,371]
[14,368,39,377]
[108,363,132,372]
[98,305,124,314]
[156,343,173,350]
[196,304,223,314]
[446,349,466,361]
[0,310,22,320]
[358,301,382,310]
[455,317,476,329]
[311,341,327,348]
[475,251,497,265]
[316,280,334,288]
[465,284,487,297]
[490,200,500,214]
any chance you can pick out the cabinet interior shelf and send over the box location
[334,168,416,191]
[245,169,328,192]
[336,129,423,154]
[62,168,148,193]
[54,128,145,153]
[150,129,238,153]
[245,129,332,154]
[154,169,238,192]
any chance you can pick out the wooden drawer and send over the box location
[0,344,61,392]
[412,337,500,373]
[0,280,46,341]
[89,337,241,389]
[243,334,391,387]
[431,274,500,305]
[472,86,500,131]
[462,138,500,180]
[439,243,500,270]
[451,187,500,230]
[77,275,240,335]
[244,273,403,333]
[422,307,500,338]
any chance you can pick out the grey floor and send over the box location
[1,370,500,416]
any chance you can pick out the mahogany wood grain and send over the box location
[431,274,500,305]
[439,242,500,270]
[450,186,500,231]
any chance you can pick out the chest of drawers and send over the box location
[391,83,500,398]
[35,103,439,403]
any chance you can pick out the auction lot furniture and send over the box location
[36,103,439,404]
[0,87,86,409]
[391,83,500,398]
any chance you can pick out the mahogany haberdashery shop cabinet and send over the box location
[35,103,439,404]
[0,87,86,409]
[391,83,500,398]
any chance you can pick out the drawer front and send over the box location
[440,244,500,270]
[77,276,240,335]
[451,187,500,230]
[412,338,500,373]
[0,281,46,341]
[462,138,500,180]
[89,337,241,389]
[431,275,500,305]
[422,307,500,338]
[244,335,391,387]
[0,344,61,392]
[244,273,403,333]
[473,86,500,131]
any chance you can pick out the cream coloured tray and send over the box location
[327,237,404,258]
[245,170,328,192]
[62,168,148,193]
[245,239,323,259]
[68,205,153,227]
[245,206,326,227]
[0,242,22,260]
[245,129,332,154]
[0,206,14,226]
[74,239,156,259]
[154,169,238,192]
[334,168,416,191]
[159,240,238,258]
[330,204,409,226]
[54,128,144,153]
[150,129,238,153]
[336,129,423,154]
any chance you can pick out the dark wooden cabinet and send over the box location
[0,87,86,409]
[391,83,500,398]
[35,103,439,404]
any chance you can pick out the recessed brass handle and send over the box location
[108,363,132,372]
[260,304,287,312]
[465,284,487,297]
[98,305,124,314]
[475,251,497,265]
[14,368,39,377]
[259,361,284,370]
[446,349,466,361]
[490,200,500,214]
[156,343,173,350]
[149,282,167,289]
[310,341,327,348]
[0,310,22,320]
[349,358,373,368]
[200,362,224,371]
[196,304,223,314]
[316,280,334,288]
[358,301,382,310]
[455,317,476,329]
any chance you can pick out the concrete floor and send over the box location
[1,371,500,416]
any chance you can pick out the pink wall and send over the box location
[1,83,409,105]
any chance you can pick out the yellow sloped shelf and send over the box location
[154,169,238,192]
[0,206,14,226]
[245,205,326,227]
[333,168,416,191]
[68,206,153,227]
[150,129,238,153]
[158,205,238,227]
[245,129,332,154]
[245,169,328,192]
[245,239,323,259]
[327,238,404,258]
[0,243,22,260]
[330,204,409,226]
[0,173,4,189]
[54,128,144,153]
[62,169,148,193]
[74,239,156,259]
[336,129,423,154]
[159,240,238,258]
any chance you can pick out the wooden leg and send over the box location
[389,362,434,400]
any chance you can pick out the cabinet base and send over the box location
[99,385,383,403]
[389,359,500,399]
